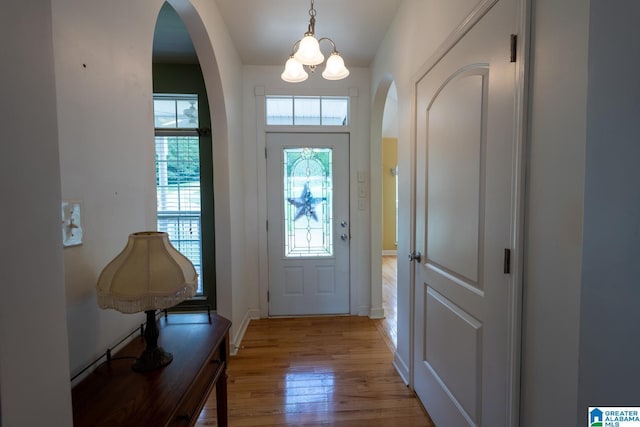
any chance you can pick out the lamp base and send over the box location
[132,310,173,372]
[132,347,173,372]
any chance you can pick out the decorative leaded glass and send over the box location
[283,147,333,257]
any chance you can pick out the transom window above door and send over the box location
[266,96,349,126]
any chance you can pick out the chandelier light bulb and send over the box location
[322,52,350,80]
[294,34,325,66]
[281,57,309,83]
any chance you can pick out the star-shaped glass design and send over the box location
[287,182,326,222]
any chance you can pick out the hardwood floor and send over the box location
[374,255,398,351]
[196,315,433,426]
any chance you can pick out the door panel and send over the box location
[427,72,484,284]
[413,0,518,425]
[425,288,482,422]
[267,133,350,316]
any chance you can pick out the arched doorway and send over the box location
[380,81,398,347]
[152,0,234,321]
[370,76,398,348]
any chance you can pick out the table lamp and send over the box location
[96,231,197,372]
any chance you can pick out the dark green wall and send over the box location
[153,63,216,307]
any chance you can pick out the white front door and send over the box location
[267,133,350,316]
[413,0,521,425]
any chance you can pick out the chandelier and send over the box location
[281,0,350,83]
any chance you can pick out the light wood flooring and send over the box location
[197,313,433,426]
[374,255,398,351]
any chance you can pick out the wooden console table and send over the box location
[72,312,231,426]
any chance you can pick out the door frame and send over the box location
[255,87,362,320]
[407,0,530,425]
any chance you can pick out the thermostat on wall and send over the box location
[62,201,83,247]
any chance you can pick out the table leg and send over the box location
[216,368,228,427]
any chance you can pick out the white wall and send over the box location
[371,0,590,424]
[51,0,246,378]
[0,1,73,425]
[382,83,398,139]
[53,0,159,375]
[577,0,640,420]
[242,65,372,318]
[520,0,588,425]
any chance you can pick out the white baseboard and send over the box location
[369,307,385,319]
[393,352,410,386]
[357,305,371,316]
[382,250,398,256]
[230,308,260,356]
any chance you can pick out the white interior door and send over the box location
[267,133,350,316]
[413,0,520,425]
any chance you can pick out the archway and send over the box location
[370,75,398,346]
[154,0,233,321]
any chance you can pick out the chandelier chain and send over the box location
[309,0,316,17]
[307,0,317,35]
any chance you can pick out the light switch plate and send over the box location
[62,201,83,247]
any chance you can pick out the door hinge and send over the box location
[265,147,267,159]
[267,291,270,302]
[504,248,511,274]
[510,34,517,63]
[266,220,268,231]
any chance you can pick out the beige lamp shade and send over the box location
[97,231,197,314]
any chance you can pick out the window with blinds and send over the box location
[153,94,203,294]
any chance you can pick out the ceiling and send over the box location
[153,0,403,67]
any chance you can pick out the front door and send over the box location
[413,0,521,425]
[267,133,350,316]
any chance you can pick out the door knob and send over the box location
[340,220,348,228]
[340,233,349,241]
[408,251,422,263]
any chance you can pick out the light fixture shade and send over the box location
[281,57,309,83]
[294,34,325,66]
[97,231,197,314]
[322,52,350,80]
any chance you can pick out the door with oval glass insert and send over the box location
[266,133,350,316]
